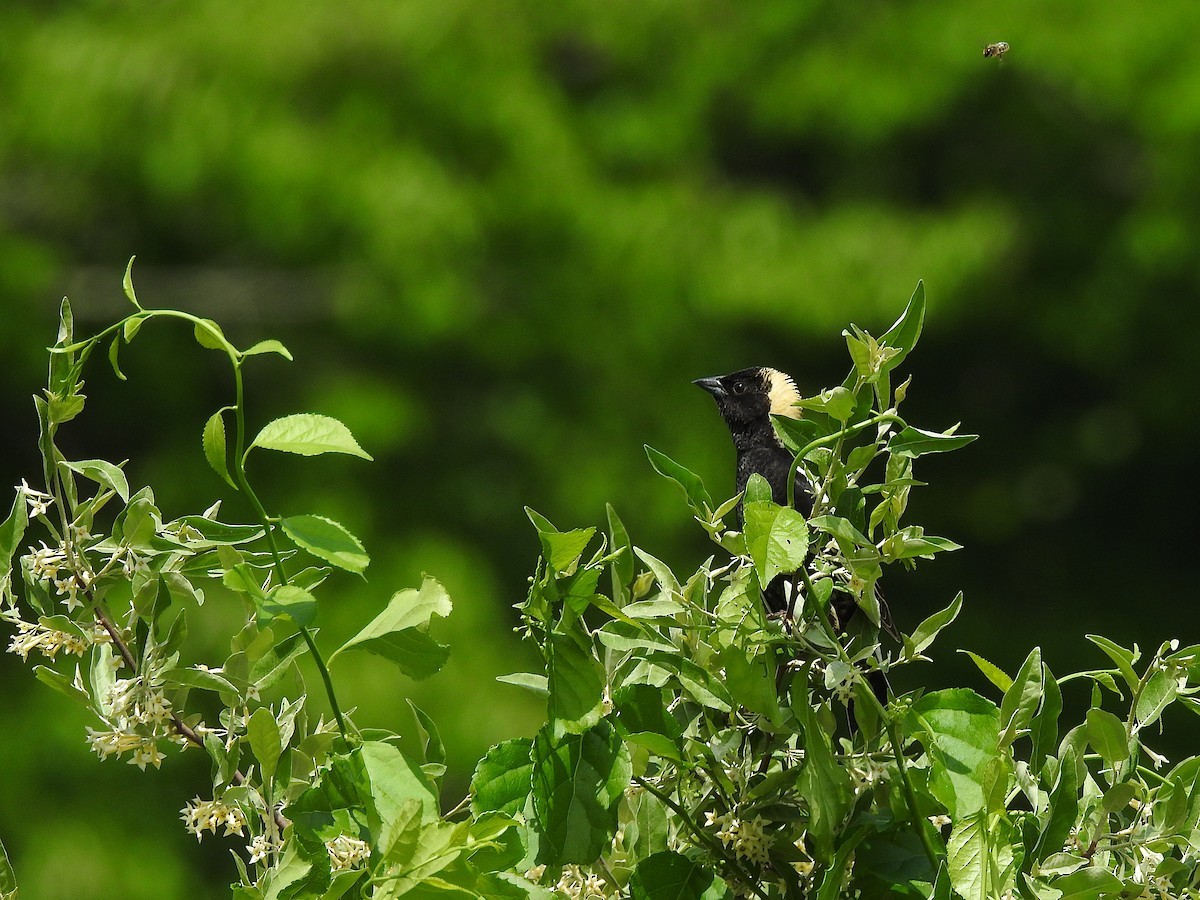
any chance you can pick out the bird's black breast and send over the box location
[735,445,813,523]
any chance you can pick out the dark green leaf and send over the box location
[251,414,373,460]
[1048,866,1123,898]
[1084,634,1140,692]
[797,685,853,862]
[1034,745,1079,862]
[999,647,1043,748]
[0,490,29,575]
[524,508,595,573]
[606,503,633,605]
[281,514,369,574]
[531,720,630,865]
[628,851,731,899]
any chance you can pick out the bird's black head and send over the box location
[692,366,802,439]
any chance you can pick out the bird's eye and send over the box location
[732,381,748,394]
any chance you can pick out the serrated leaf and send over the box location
[62,458,130,503]
[193,317,227,351]
[242,339,294,361]
[907,689,1002,818]
[251,414,373,460]
[547,632,606,735]
[281,515,369,575]
[958,650,1013,693]
[203,410,237,488]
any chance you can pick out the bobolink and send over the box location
[692,366,811,614]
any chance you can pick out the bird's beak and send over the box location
[692,376,726,398]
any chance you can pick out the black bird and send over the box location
[694,366,890,710]
[692,366,811,614]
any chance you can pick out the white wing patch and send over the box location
[764,368,802,419]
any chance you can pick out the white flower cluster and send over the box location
[704,810,771,866]
[326,834,371,871]
[181,796,247,842]
[553,864,609,898]
[84,674,175,769]
[5,616,89,660]
[247,833,280,866]
[19,480,54,518]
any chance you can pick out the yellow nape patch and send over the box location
[764,368,802,419]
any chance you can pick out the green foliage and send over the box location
[3,276,1200,899]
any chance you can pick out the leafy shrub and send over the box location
[2,271,1198,899]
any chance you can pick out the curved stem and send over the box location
[786,412,902,510]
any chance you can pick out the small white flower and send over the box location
[247,833,276,865]
[326,834,371,871]
[19,480,54,518]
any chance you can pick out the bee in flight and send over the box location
[983,41,1010,60]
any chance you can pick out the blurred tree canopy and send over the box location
[2,2,1199,896]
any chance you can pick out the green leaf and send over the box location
[999,647,1043,748]
[547,632,606,735]
[333,576,452,679]
[1048,866,1123,898]
[908,689,1002,818]
[879,280,926,371]
[0,489,30,575]
[251,414,373,460]
[947,810,1018,900]
[193,317,227,351]
[281,514,369,574]
[958,650,1013,693]
[524,508,595,573]
[1084,634,1141,692]
[531,720,631,866]
[797,682,853,862]
[242,339,294,361]
[249,707,283,781]
[107,335,126,381]
[34,665,91,704]
[0,833,16,900]
[1034,745,1079,862]
[628,851,732,899]
[61,458,130,503]
[1135,668,1177,729]
[906,592,962,657]
[261,584,318,627]
[471,738,534,817]
[359,740,441,850]
[888,424,978,459]
[644,444,714,519]
[203,410,237,489]
[160,666,241,696]
[606,503,633,605]
[742,499,809,586]
[1085,708,1129,764]
[496,673,549,696]
[122,256,141,308]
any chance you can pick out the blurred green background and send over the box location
[2,1,1198,895]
